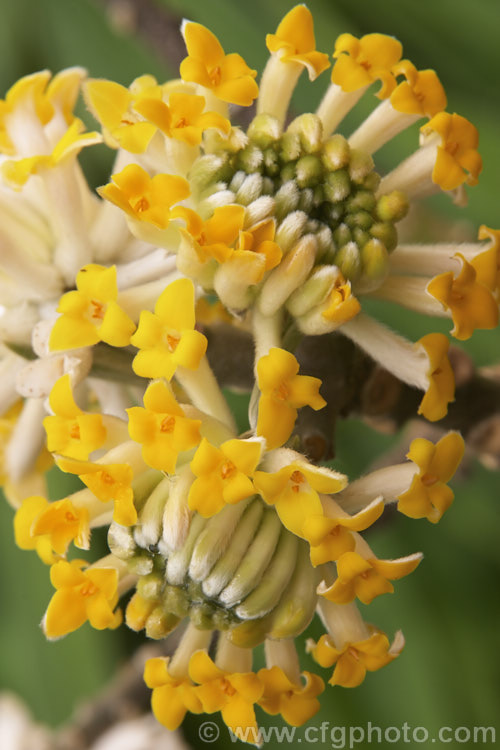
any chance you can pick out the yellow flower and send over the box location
[332,33,402,98]
[417,333,455,422]
[256,348,326,449]
[134,92,231,146]
[2,118,101,188]
[321,275,361,325]
[426,254,498,340]
[189,650,263,743]
[84,76,161,152]
[144,657,203,730]
[318,550,422,605]
[50,264,136,350]
[265,5,330,80]
[127,380,201,473]
[257,667,324,726]
[43,374,107,460]
[131,278,208,380]
[180,23,258,106]
[43,559,122,639]
[253,460,346,538]
[233,219,282,280]
[56,456,137,526]
[0,68,84,154]
[14,495,89,564]
[188,437,263,517]
[397,432,465,523]
[302,498,385,566]
[390,60,446,117]
[98,164,191,230]
[421,111,482,190]
[178,204,245,263]
[308,630,404,687]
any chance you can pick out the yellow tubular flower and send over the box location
[188,437,263,517]
[14,495,89,564]
[421,112,482,190]
[134,92,231,146]
[43,375,107,460]
[57,456,136,526]
[321,276,361,324]
[265,5,330,80]
[390,61,447,117]
[332,33,402,98]
[144,657,203,730]
[50,264,136,350]
[397,432,465,523]
[318,550,422,605]
[426,254,499,340]
[178,204,245,263]
[225,219,282,283]
[189,651,263,744]
[131,278,208,380]
[257,667,324,725]
[473,225,500,296]
[256,348,326,449]
[417,333,455,422]
[43,559,122,639]
[309,631,404,687]
[2,118,102,188]
[84,76,161,152]
[98,164,191,229]
[253,460,346,538]
[180,23,258,106]
[127,380,201,473]
[302,498,385,566]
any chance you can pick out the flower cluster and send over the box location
[0,4,495,743]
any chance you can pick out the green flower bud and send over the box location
[376,190,409,222]
[346,189,376,212]
[348,148,375,183]
[333,222,352,247]
[370,221,398,252]
[324,169,351,202]
[263,147,280,177]
[334,241,362,282]
[345,210,373,230]
[235,144,264,174]
[247,113,282,148]
[274,181,300,221]
[321,134,351,170]
[360,238,389,289]
[287,113,323,153]
[280,131,302,161]
[295,155,323,188]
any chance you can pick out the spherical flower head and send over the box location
[390,60,447,117]
[308,630,404,688]
[43,559,122,639]
[127,380,201,473]
[426,254,499,340]
[131,277,208,380]
[332,33,402,98]
[144,656,203,730]
[189,650,263,743]
[134,92,231,146]
[302,497,384,565]
[43,374,107,460]
[180,22,258,106]
[266,5,330,80]
[14,495,89,564]
[98,164,191,230]
[256,348,326,449]
[420,111,482,190]
[188,436,264,517]
[397,432,465,523]
[318,550,422,605]
[417,334,455,422]
[50,264,136,350]
[57,456,137,526]
[257,667,324,725]
[253,459,346,538]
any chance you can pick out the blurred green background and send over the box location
[0,0,499,747]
